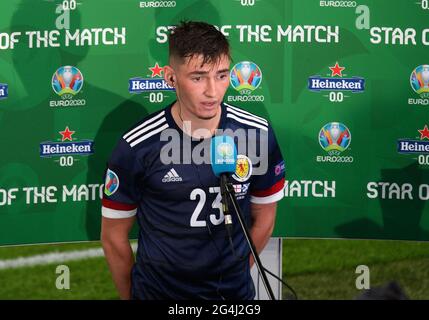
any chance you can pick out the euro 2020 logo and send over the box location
[319,122,351,155]
[52,66,84,99]
[410,65,429,98]
[217,142,233,158]
[230,61,262,95]
[104,169,119,196]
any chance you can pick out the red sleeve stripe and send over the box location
[102,198,137,211]
[251,178,285,197]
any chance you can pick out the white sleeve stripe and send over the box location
[250,189,284,204]
[125,117,167,143]
[123,110,165,139]
[226,114,268,131]
[224,103,268,122]
[226,107,268,126]
[129,123,169,147]
[102,206,137,219]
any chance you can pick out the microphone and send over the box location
[210,135,237,230]
[210,138,276,300]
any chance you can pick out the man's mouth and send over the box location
[201,101,217,107]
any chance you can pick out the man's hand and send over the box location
[101,216,136,300]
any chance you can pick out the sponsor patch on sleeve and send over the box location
[104,169,119,196]
[274,160,285,176]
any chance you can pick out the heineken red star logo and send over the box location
[59,126,75,141]
[418,125,429,140]
[149,63,164,77]
[329,62,345,77]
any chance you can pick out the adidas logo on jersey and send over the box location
[162,168,183,183]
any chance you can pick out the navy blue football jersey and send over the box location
[102,102,285,300]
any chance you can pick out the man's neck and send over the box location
[171,101,222,139]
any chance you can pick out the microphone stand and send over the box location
[224,181,276,300]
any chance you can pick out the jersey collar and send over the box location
[165,101,228,139]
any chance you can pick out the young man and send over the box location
[101,21,285,300]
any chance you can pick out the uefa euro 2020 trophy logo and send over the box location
[52,66,84,99]
[410,65,429,98]
[230,61,262,95]
[319,122,351,156]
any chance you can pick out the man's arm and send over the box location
[101,216,136,300]
[249,202,277,268]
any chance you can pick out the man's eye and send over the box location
[192,77,201,82]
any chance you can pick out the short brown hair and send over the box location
[169,21,231,66]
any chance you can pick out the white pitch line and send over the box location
[0,243,138,270]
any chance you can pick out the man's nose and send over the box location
[204,78,216,97]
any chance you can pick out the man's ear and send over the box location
[163,65,176,87]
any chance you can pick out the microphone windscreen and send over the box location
[210,135,237,177]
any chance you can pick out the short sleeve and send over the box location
[101,138,142,219]
[250,125,285,204]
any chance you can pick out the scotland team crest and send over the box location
[233,155,252,182]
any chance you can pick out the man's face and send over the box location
[169,54,230,120]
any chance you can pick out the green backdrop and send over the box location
[1,0,429,245]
